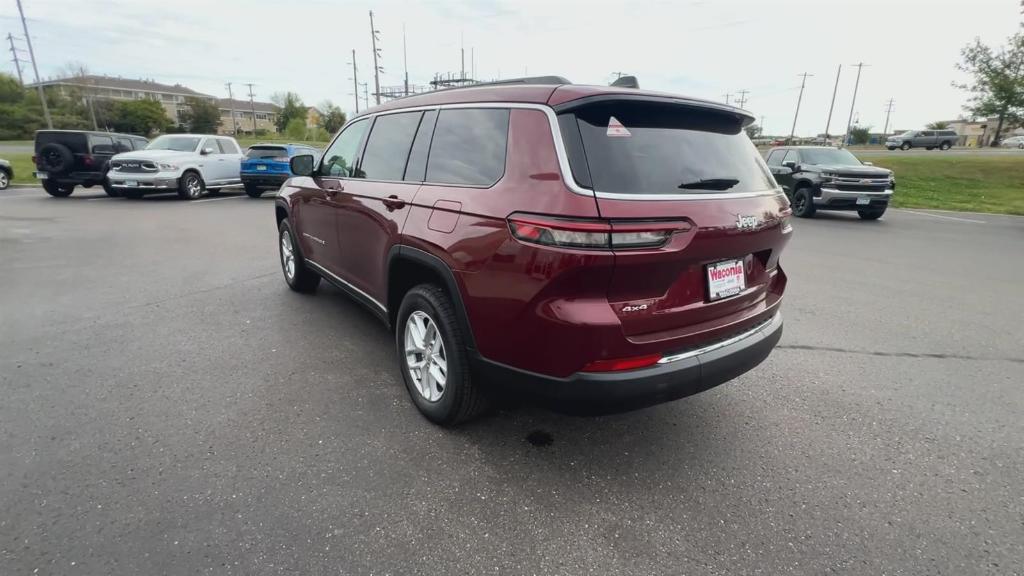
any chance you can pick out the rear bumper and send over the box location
[241,173,289,188]
[472,312,783,414]
[35,171,106,184]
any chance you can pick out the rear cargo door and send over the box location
[558,99,791,343]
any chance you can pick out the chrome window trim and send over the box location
[658,313,780,364]
[305,260,387,313]
[335,102,781,202]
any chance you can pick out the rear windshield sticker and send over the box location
[606,116,631,137]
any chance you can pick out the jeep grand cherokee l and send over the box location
[767,146,894,220]
[274,78,791,425]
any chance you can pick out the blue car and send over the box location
[241,143,321,198]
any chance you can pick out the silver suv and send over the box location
[885,130,957,151]
[107,134,244,200]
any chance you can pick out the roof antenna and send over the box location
[610,75,639,89]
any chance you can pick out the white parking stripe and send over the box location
[896,209,986,224]
[192,195,245,204]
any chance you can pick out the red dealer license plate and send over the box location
[707,259,746,301]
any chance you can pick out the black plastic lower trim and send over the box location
[471,313,783,415]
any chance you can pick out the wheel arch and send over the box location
[386,245,477,350]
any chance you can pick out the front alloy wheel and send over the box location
[404,311,448,402]
[0,171,9,190]
[178,172,204,200]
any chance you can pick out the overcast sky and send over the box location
[3,0,1021,135]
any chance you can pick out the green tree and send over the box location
[285,118,308,140]
[107,99,169,135]
[926,120,951,130]
[179,97,222,133]
[318,101,348,134]
[744,123,762,139]
[955,32,1024,145]
[0,73,23,104]
[272,92,306,132]
[849,125,872,145]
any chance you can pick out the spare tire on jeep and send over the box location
[38,143,75,176]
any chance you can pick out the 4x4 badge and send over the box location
[736,215,760,230]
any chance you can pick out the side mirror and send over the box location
[782,160,797,171]
[200,147,214,155]
[290,154,315,177]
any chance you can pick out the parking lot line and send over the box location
[896,209,987,224]
[192,195,245,204]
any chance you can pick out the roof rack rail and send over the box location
[468,75,572,88]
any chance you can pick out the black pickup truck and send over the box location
[766,146,895,220]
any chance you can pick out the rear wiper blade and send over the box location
[678,178,740,190]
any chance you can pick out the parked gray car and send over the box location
[0,158,11,190]
[885,130,957,151]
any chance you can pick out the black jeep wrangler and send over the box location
[33,130,149,197]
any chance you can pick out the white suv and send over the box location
[107,134,244,199]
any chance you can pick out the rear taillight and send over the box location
[507,214,690,250]
[581,353,662,372]
[82,155,94,167]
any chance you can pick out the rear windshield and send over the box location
[246,146,287,159]
[563,101,775,195]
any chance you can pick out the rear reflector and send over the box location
[508,214,690,250]
[581,353,662,372]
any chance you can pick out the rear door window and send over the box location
[426,108,509,186]
[132,138,148,150]
[563,101,775,194]
[358,111,423,181]
[88,134,116,155]
[217,138,239,154]
[115,137,133,152]
[320,118,369,178]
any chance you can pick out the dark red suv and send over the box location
[274,77,791,425]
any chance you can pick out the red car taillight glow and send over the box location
[581,353,662,372]
[507,214,690,250]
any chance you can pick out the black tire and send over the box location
[102,181,121,197]
[396,284,487,426]
[886,147,896,151]
[38,143,74,176]
[858,207,887,220]
[42,180,74,197]
[177,171,205,200]
[900,142,911,150]
[0,169,10,190]
[925,147,934,151]
[939,141,952,151]
[1018,143,1023,150]
[244,183,264,198]
[277,219,320,293]
[791,186,816,218]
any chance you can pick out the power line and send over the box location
[6,33,26,86]
[883,98,895,136]
[16,0,51,129]
[841,62,869,147]
[735,89,749,109]
[721,92,731,105]
[789,72,813,141]
[348,49,359,113]
[369,10,382,105]
[824,65,841,143]
[225,82,238,134]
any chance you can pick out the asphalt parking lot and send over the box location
[2,189,1022,575]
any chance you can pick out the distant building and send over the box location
[27,75,216,126]
[946,118,1024,147]
[305,106,322,129]
[217,99,281,135]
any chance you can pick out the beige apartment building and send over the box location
[217,99,281,135]
[28,75,217,126]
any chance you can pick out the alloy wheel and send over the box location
[280,229,296,281]
[0,172,8,189]
[404,310,448,402]
[185,175,202,198]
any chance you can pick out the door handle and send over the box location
[322,180,344,196]
[382,195,406,210]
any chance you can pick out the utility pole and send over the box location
[721,93,731,105]
[882,98,895,136]
[611,71,626,80]
[789,72,813,142]
[824,64,841,144]
[225,82,238,134]
[6,33,26,86]
[17,0,52,129]
[369,10,382,105]
[842,62,868,147]
[349,49,359,113]
[735,89,749,109]
[246,83,257,136]
[360,82,369,110]
[402,24,409,97]
[460,32,465,80]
